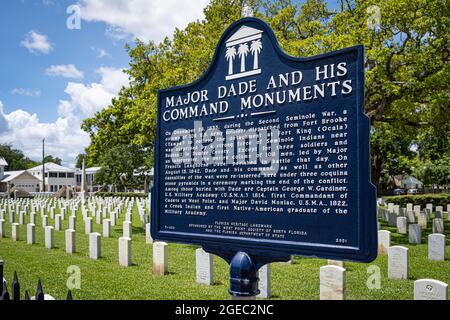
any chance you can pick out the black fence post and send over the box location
[12,271,20,300]
[24,290,30,300]
[35,279,44,301]
[0,260,3,295]
[67,290,73,300]
[1,280,9,301]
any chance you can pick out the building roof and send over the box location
[0,157,7,166]
[1,170,41,183]
[75,167,102,174]
[402,176,423,185]
[28,162,75,173]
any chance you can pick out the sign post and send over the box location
[152,17,377,299]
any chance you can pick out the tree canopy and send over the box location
[81,0,450,192]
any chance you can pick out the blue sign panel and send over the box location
[152,17,377,263]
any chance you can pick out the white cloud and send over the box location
[11,88,41,97]
[77,0,209,42]
[21,31,53,54]
[91,47,111,58]
[62,67,128,117]
[0,67,128,166]
[46,64,84,79]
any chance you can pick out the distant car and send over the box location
[407,188,418,194]
[393,188,406,195]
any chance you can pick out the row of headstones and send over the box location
[380,205,447,234]
[0,219,153,259]
[320,263,448,300]
[378,230,446,261]
[0,195,150,222]
[152,244,449,300]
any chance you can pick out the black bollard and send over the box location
[12,271,20,300]
[35,279,44,301]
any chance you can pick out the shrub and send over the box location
[383,194,450,207]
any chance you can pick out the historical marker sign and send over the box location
[152,17,377,263]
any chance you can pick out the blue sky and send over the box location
[0,0,340,166]
[0,0,129,122]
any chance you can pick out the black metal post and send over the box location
[0,260,3,295]
[12,271,20,300]
[1,280,9,300]
[35,279,44,301]
[24,290,30,300]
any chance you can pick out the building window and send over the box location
[49,172,57,178]
[58,172,67,178]
[67,173,74,178]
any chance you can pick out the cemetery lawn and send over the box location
[0,208,449,300]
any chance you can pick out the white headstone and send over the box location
[27,223,36,245]
[89,233,101,260]
[119,237,132,267]
[19,212,25,225]
[195,248,214,286]
[145,223,153,244]
[110,211,116,226]
[30,212,36,225]
[378,230,391,254]
[69,216,76,230]
[425,203,433,213]
[54,214,62,231]
[432,218,444,234]
[320,266,346,300]
[44,226,54,249]
[123,221,132,239]
[418,212,427,230]
[413,205,421,216]
[388,246,408,279]
[409,224,421,244]
[103,219,111,238]
[11,223,20,241]
[42,215,48,228]
[388,212,397,227]
[428,234,445,261]
[257,264,271,299]
[84,217,93,235]
[65,229,76,254]
[397,217,407,234]
[414,279,448,300]
[407,211,415,223]
[0,219,5,238]
[153,241,168,276]
[406,203,413,212]
[328,260,345,268]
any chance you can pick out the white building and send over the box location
[75,166,102,192]
[28,163,76,192]
[0,158,41,193]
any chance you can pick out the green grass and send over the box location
[0,206,449,300]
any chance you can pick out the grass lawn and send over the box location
[0,204,449,300]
